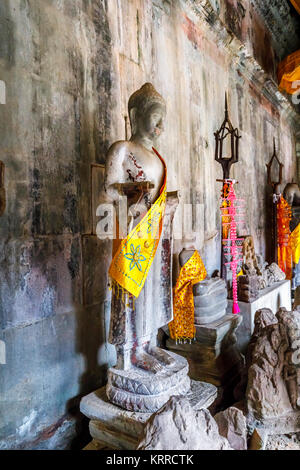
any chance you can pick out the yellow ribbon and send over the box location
[169,250,207,342]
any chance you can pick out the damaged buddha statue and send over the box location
[246,307,300,423]
[175,243,228,326]
[104,83,190,412]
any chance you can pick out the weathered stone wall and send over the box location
[0,0,117,449]
[0,0,298,448]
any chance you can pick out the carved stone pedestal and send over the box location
[106,351,190,413]
[80,381,217,450]
[166,315,244,396]
[193,277,228,324]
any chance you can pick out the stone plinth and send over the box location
[193,277,228,324]
[166,315,244,388]
[80,381,217,450]
[106,351,190,413]
[227,280,292,354]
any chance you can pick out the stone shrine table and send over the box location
[227,280,291,354]
[80,381,217,450]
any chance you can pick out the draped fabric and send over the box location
[277,196,292,280]
[277,197,300,280]
[289,222,300,265]
[278,49,300,95]
[109,148,167,298]
[169,250,207,342]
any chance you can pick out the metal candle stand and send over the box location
[266,138,284,264]
[214,93,241,278]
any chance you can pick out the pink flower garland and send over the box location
[221,180,244,314]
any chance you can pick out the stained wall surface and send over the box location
[0,0,298,448]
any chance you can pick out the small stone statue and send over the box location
[240,236,261,300]
[242,236,260,274]
[283,182,300,289]
[283,182,300,234]
[104,83,190,412]
[283,182,300,208]
[237,274,259,303]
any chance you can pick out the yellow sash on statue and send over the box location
[169,250,207,342]
[109,148,167,298]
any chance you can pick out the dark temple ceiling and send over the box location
[251,0,300,61]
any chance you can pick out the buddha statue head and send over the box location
[128,83,166,147]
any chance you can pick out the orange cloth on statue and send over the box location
[278,49,300,95]
[168,250,207,342]
[289,222,300,265]
[277,196,292,280]
[221,182,230,240]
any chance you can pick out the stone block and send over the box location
[137,396,232,450]
[214,406,248,450]
[237,274,259,303]
[80,380,217,450]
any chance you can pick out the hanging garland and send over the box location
[221,180,244,314]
